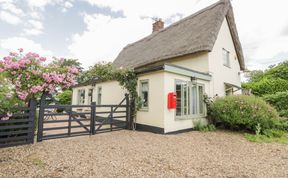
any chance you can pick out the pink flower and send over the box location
[31,70,38,75]
[0,68,4,72]
[1,117,10,121]
[30,85,43,94]
[39,57,46,62]
[7,113,12,117]
[9,52,18,56]
[16,91,28,101]
[68,66,79,74]
[18,48,23,52]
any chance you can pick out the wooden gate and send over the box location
[37,93,130,141]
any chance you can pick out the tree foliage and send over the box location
[85,62,138,99]
[242,60,288,96]
[55,90,73,105]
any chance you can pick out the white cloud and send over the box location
[233,0,288,69]
[0,1,24,16]
[62,1,73,12]
[64,1,73,8]
[23,28,43,36]
[21,20,44,36]
[68,14,152,68]
[26,0,54,9]
[85,0,216,19]
[0,37,53,56]
[0,10,21,25]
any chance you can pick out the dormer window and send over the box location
[222,48,230,67]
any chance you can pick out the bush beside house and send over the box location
[209,95,281,132]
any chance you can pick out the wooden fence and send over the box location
[0,99,37,148]
[0,93,131,148]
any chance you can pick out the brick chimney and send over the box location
[152,18,164,33]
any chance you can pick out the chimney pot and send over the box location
[152,18,164,33]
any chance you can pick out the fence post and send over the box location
[37,92,47,142]
[68,107,72,136]
[90,102,96,135]
[28,98,37,144]
[110,106,113,131]
[125,94,130,130]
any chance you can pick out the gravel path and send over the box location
[0,130,287,178]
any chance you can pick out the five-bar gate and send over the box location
[37,94,130,141]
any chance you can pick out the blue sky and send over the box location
[0,0,288,70]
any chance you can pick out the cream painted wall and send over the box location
[168,52,209,73]
[95,81,127,105]
[163,71,209,133]
[208,17,242,97]
[136,71,165,128]
[72,86,94,105]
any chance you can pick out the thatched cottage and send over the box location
[72,0,245,133]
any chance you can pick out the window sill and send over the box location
[175,115,205,120]
[139,108,149,112]
[223,64,231,68]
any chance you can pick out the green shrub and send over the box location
[263,92,288,117]
[210,95,280,132]
[242,78,288,96]
[263,129,285,138]
[194,121,216,132]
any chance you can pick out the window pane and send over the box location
[176,83,182,116]
[140,81,149,108]
[191,86,197,114]
[223,49,230,67]
[97,87,102,105]
[198,86,204,114]
[78,89,85,105]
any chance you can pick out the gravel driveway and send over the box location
[0,130,287,178]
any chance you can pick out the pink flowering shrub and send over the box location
[0,49,79,118]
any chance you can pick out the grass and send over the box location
[244,130,288,144]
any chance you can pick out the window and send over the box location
[225,84,233,96]
[222,48,230,67]
[140,80,149,109]
[78,89,85,105]
[97,87,102,105]
[88,89,93,104]
[175,80,205,117]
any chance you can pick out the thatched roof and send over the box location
[113,0,245,70]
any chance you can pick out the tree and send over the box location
[244,70,265,82]
[0,49,79,115]
[242,60,288,96]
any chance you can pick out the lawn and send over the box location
[0,130,287,178]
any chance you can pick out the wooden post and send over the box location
[90,102,96,135]
[68,107,72,136]
[110,106,113,131]
[28,98,37,144]
[129,98,135,130]
[125,94,130,129]
[37,92,47,142]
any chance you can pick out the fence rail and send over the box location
[0,99,36,148]
[0,93,131,148]
[37,93,131,141]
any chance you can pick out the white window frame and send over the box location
[78,89,86,105]
[175,80,205,119]
[222,48,230,68]
[139,80,149,111]
[97,86,102,105]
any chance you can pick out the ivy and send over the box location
[85,62,142,114]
